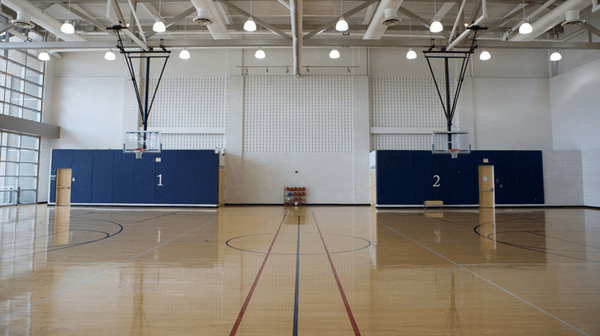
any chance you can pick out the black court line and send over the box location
[293,215,301,336]
[474,225,600,263]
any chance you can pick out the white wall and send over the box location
[550,58,600,207]
[40,45,573,205]
[473,78,552,150]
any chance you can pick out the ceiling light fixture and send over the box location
[336,17,349,32]
[104,49,116,61]
[519,0,532,34]
[519,22,533,34]
[61,0,75,34]
[335,0,348,32]
[153,0,166,33]
[244,0,257,32]
[430,21,443,33]
[550,50,562,61]
[329,48,340,59]
[179,49,191,60]
[61,20,75,34]
[479,50,491,61]
[255,48,266,59]
[406,48,417,60]
[38,51,50,61]
[244,17,257,32]
[430,0,443,33]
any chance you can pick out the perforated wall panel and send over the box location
[148,78,227,128]
[371,134,432,150]
[143,78,227,150]
[370,78,450,128]
[244,77,353,153]
[162,134,224,150]
[370,78,459,151]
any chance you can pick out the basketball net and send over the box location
[134,148,144,159]
[449,148,460,159]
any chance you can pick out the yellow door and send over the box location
[56,169,72,206]
[478,165,494,208]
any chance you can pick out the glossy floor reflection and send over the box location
[0,205,599,335]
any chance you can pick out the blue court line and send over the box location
[0,217,218,323]
[293,216,301,336]
[379,221,592,336]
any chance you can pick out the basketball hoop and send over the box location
[449,148,460,159]
[133,148,144,159]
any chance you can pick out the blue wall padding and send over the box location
[50,149,219,205]
[112,151,135,203]
[71,150,93,203]
[91,150,114,203]
[375,150,545,206]
[132,153,157,204]
[154,150,177,204]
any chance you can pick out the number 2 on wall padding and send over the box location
[433,175,440,187]
[157,174,163,187]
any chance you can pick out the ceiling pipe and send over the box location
[502,0,556,41]
[291,0,302,76]
[2,0,86,41]
[447,0,487,50]
[510,0,589,41]
[190,0,231,39]
[448,0,467,43]
[363,0,405,40]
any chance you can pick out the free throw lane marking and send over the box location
[312,212,361,336]
[230,211,288,336]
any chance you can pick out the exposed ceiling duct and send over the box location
[193,8,213,25]
[363,0,405,40]
[510,0,590,41]
[12,12,35,29]
[190,0,231,39]
[562,10,584,27]
[381,8,401,26]
[3,0,86,41]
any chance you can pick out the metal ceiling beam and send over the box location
[582,22,600,37]
[54,2,114,34]
[304,0,380,40]
[4,39,600,50]
[291,0,301,75]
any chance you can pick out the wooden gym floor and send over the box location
[0,205,599,335]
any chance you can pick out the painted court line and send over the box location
[0,217,219,323]
[230,211,288,336]
[293,215,301,336]
[379,222,591,336]
[312,212,361,336]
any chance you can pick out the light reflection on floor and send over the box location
[0,205,598,335]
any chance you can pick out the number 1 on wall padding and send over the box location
[157,174,163,187]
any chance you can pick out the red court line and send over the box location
[229,211,288,336]
[312,212,361,336]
